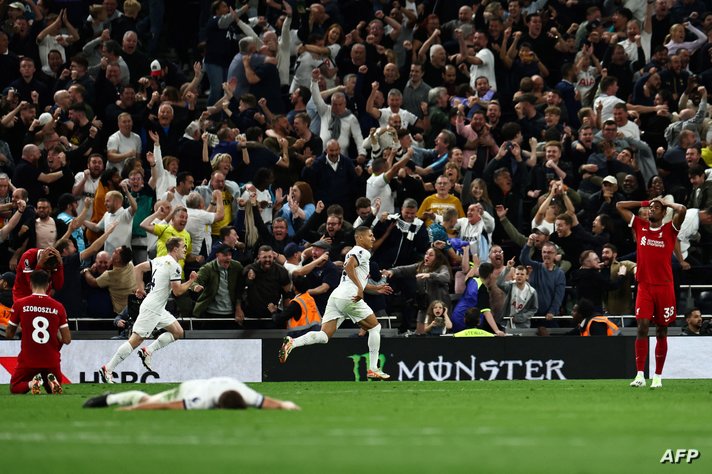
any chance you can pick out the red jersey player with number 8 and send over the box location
[6,270,71,394]
[617,198,686,389]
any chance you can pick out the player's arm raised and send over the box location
[668,201,687,229]
[616,200,642,224]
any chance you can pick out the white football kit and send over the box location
[323,246,374,323]
[145,377,264,410]
[133,255,182,337]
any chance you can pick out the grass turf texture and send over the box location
[2,380,711,474]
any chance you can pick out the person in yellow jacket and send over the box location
[453,309,495,337]
[271,276,322,337]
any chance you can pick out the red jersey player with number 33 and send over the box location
[617,198,686,389]
[6,270,71,395]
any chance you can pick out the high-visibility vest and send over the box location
[582,316,620,336]
[288,292,322,332]
[0,302,11,327]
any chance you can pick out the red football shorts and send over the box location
[635,283,677,327]
[10,365,61,394]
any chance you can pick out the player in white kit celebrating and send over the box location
[83,376,300,410]
[279,226,392,380]
[100,237,203,383]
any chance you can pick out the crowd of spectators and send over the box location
[2,0,712,337]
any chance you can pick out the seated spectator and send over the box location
[681,308,712,335]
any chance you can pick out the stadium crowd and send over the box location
[2,0,712,337]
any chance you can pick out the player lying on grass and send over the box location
[83,376,300,410]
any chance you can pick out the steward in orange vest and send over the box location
[272,277,322,336]
[582,316,621,336]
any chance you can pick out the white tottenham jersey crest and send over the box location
[142,255,181,312]
[331,246,371,299]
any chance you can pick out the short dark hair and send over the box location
[501,122,521,141]
[293,275,311,294]
[176,171,193,186]
[296,86,311,104]
[30,269,50,289]
[355,225,371,237]
[689,164,706,177]
[479,262,494,279]
[220,226,236,240]
[686,307,701,318]
[602,243,618,254]
[216,390,247,409]
[118,246,133,265]
[102,40,122,56]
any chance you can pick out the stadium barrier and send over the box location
[1,336,709,384]
[261,336,640,382]
[0,340,263,384]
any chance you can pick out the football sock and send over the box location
[107,391,149,407]
[367,324,382,371]
[146,332,175,354]
[293,330,328,348]
[634,338,648,373]
[106,342,134,372]
[655,336,668,376]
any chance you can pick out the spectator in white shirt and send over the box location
[106,112,141,173]
[185,190,224,264]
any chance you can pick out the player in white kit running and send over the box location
[279,227,393,380]
[100,237,203,383]
[83,376,300,410]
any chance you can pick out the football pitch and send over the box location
[2,380,711,474]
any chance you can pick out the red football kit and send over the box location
[9,293,68,394]
[631,216,678,326]
[13,248,64,302]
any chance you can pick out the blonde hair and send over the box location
[210,153,232,171]
[106,190,123,202]
[123,0,142,16]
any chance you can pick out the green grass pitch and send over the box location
[2,380,711,473]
